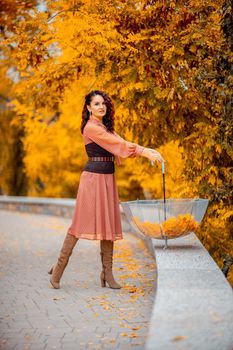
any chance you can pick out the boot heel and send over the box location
[48,267,53,275]
[101,277,106,287]
[100,272,106,287]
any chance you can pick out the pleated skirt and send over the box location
[67,171,123,241]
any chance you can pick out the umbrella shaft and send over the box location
[162,173,166,221]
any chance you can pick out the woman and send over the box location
[49,90,164,290]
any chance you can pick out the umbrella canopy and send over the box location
[121,198,209,241]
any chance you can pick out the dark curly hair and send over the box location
[81,90,115,134]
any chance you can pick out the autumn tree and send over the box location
[1,0,232,282]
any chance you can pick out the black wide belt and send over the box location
[84,157,115,174]
[88,156,114,162]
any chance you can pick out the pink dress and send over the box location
[67,119,144,241]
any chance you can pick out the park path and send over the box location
[0,210,156,350]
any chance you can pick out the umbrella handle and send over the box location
[150,161,165,173]
[162,161,165,175]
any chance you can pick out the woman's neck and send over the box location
[89,116,103,124]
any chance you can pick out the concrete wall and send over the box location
[146,235,233,350]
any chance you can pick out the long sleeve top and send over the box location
[83,119,145,165]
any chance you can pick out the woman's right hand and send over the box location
[141,147,165,164]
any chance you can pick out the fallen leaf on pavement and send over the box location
[172,335,187,341]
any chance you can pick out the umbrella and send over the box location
[121,162,209,249]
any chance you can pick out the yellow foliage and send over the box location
[1,0,232,286]
[121,140,193,200]
[133,214,198,239]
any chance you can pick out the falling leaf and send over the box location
[172,335,187,341]
[131,326,142,330]
[129,332,138,338]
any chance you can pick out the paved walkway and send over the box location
[0,210,156,350]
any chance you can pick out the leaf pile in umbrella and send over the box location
[133,214,198,239]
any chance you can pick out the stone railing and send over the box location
[0,195,232,350]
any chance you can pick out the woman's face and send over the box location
[87,94,107,119]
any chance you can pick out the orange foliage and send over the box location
[133,214,198,239]
[1,0,232,284]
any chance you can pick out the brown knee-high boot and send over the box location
[48,233,79,289]
[100,240,122,289]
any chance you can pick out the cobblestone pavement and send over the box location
[0,210,157,350]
